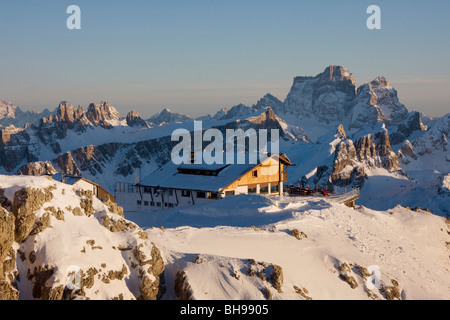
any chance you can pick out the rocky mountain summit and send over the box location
[350,77,409,129]
[282,66,357,124]
[42,101,122,129]
[0,100,51,129]
[147,108,192,126]
[126,111,150,128]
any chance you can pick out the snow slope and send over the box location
[125,195,450,300]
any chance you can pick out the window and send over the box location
[197,192,206,199]
[168,189,174,196]
[156,202,161,207]
[252,170,258,178]
[144,201,149,206]
[260,186,268,194]
[207,192,219,199]
[137,200,142,205]
[248,187,257,194]
[150,201,155,207]
[225,191,235,196]
[143,187,151,193]
[168,203,174,208]
[271,185,279,193]
[181,190,191,197]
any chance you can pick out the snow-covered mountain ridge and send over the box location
[0,65,449,300]
[0,65,448,216]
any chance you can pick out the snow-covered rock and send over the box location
[283,66,357,124]
[212,103,258,121]
[0,100,51,129]
[299,124,403,189]
[126,111,150,128]
[0,175,165,300]
[398,113,449,175]
[350,77,409,129]
[253,93,284,113]
[147,108,192,126]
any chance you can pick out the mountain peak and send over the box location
[147,108,192,126]
[321,65,353,82]
[370,76,391,88]
[160,108,173,114]
[85,101,121,126]
[126,110,150,128]
[285,65,357,123]
[0,100,18,119]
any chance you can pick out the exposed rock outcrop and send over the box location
[0,206,15,276]
[85,101,121,128]
[0,199,19,299]
[0,125,34,171]
[308,125,403,188]
[0,177,165,300]
[283,66,357,124]
[126,111,150,128]
[11,187,54,242]
[350,77,409,130]
[388,111,427,145]
[399,113,449,163]
[19,161,58,176]
[54,151,81,177]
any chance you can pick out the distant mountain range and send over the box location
[1,66,448,216]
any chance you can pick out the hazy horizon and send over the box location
[1,1,449,118]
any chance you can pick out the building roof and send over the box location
[52,174,108,191]
[52,174,83,185]
[138,153,293,193]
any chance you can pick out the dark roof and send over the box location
[52,174,82,185]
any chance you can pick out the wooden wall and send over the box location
[225,157,286,190]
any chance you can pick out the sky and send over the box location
[0,0,449,118]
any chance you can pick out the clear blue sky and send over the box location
[1,0,449,118]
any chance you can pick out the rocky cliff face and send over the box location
[283,66,357,124]
[85,102,122,128]
[0,125,35,172]
[350,77,409,130]
[0,176,165,300]
[0,204,18,300]
[41,101,122,129]
[18,161,58,176]
[306,124,403,188]
[126,111,150,128]
[398,113,449,165]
